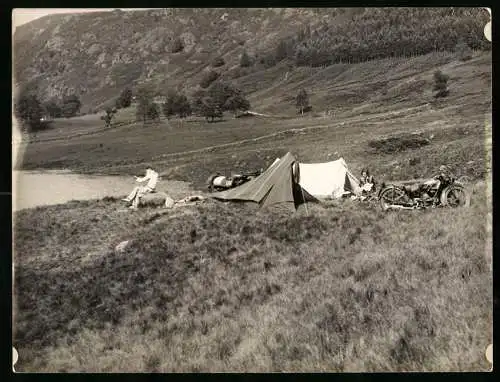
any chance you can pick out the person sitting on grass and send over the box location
[359,168,376,193]
[122,167,159,209]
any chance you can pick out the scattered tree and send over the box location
[100,107,118,127]
[200,97,223,122]
[135,86,155,123]
[14,90,44,131]
[240,50,252,67]
[433,70,449,98]
[224,94,251,117]
[147,103,160,121]
[43,99,62,119]
[207,81,233,108]
[162,90,178,119]
[61,94,81,118]
[116,87,133,109]
[296,88,310,115]
[191,89,206,116]
[174,94,192,118]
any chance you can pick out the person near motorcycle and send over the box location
[359,168,376,193]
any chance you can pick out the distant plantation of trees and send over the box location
[271,8,490,68]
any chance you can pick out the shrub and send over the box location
[433,70,449,98]
[200,70,220,89]
[368,134,430,154]
[170,37,184,53]
[212,57,225,67]
[147,104,160,121]
[240,50,252,67]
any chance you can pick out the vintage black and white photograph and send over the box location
[12,7,492,372]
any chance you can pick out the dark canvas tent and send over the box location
[211,152,316,210]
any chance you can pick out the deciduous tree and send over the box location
[296,88,310,115]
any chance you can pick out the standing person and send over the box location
[122,167,159,209]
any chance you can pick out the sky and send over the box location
[12,8,160,29]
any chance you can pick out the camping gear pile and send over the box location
[207,170,262,192]
[378,173,470,210]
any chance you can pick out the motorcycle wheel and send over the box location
[440,185,470,208]
[379,186,408,211]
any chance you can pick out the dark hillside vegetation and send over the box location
[290,8,489,67]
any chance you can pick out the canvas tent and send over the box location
[298,158,361,198]
[211,152,316,210]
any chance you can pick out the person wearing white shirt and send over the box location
[122,168,159,209]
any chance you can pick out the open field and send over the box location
[13,51,492,371]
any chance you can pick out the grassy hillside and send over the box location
[17,51,491,189]
[13,182,492,371]
[13,8,489,112]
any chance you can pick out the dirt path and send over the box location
[150,104,433,163]
[12,170,194,211]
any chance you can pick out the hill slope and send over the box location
[13,8,489,112]
[17,50,492,188]
[13,183,492,372]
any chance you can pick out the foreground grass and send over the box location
[13,182,492,372]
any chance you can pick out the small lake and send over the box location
[12,170,192,211]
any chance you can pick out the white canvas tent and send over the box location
[269,157,361,199]
[298,158,361,198]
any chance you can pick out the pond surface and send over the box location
[12,170,192,211]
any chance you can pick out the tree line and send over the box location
[14,87,82,132]
[131,80,251,124]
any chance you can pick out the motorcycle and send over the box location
[207,170,262,193]
[378,173,470,211]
